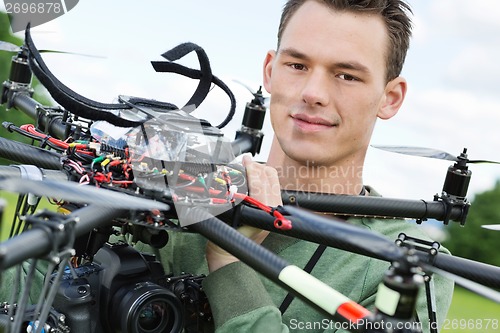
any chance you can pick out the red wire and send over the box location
[180,186,292,230]
[20,124,93,156]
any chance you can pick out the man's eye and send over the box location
[289,63,306,71]
[338,74,358,81]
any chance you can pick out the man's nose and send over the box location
[301,70,330,107]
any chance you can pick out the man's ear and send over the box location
[263,50,276,94]
[378,76,407,120]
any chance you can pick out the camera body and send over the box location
[52,241,185,333]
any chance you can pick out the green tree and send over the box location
[443,180,500,267]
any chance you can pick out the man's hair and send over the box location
[277,0,413,82]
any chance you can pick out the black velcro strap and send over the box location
[24,25,144,128]
[151,59,236,129]
[159,42,213,113]
[279,244,327,314]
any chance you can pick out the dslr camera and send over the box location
[10,241,212,333]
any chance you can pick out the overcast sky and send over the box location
[1,0,500,207]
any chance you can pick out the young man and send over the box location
[155,0,454,332]
[0,0,452,332]
[0,1,452,332]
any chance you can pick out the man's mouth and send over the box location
[291,114,337,131]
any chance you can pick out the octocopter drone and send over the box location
[0,26,499,333]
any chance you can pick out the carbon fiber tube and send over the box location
[8,92,38,121]
[185,207,360,326]
[418,252,500,289]
[219,205,500,289]
[186,207,287,279]
[218,205,404,262]
[0,137,61,169]
[282,190,465,223]
[11,93,68,140]
[0,205,127,270]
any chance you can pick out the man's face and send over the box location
[264,1,402,167]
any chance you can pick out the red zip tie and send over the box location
[242,196,292,230]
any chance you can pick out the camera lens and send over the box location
[137,300,168,331]
[112,282,184,333]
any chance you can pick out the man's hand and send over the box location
[206,154,283,272]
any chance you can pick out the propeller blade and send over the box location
[38,49,106,58]
[0,41,104,58]
[422,263,500,303]
[233,79,270,106]
[0,41,22,52]
[372,145,500,165]
[468,159,500,165]
[371,145,458,161]
[233,79,256,95]
[0,177,169,211]
[481,224,500,231]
